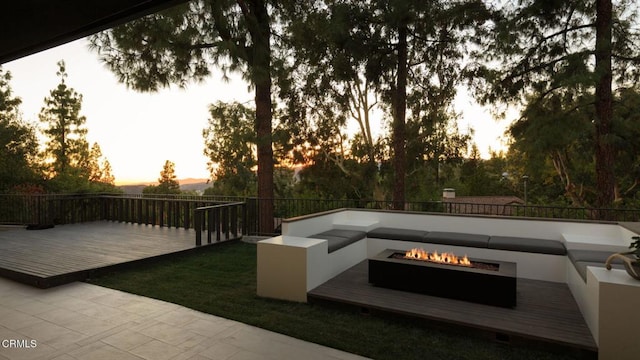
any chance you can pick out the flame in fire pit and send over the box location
[404,248,471,267]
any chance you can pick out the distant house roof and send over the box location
[442,196,524,216]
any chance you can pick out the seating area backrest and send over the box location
[367,227,566,256]
[308,226,569,256]
[425,231,490,248]
[488,236,567,255]
[366,227,427,242]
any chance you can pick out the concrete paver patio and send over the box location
[0,278,368,360]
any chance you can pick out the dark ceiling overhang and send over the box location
[0,0,190,65]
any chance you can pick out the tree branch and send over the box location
[612,54,640,61]
[211,4,233,42]
[503,49,594,82]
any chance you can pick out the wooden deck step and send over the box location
[308,260,597,353]
[0,221,233,288]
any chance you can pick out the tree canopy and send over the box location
[473,0,640,208]
[0,68,41,193]
[39,60,89,180]
[90,0,277,232]
[143,160,181,194]
[278,0,490,204]
[203,101,256,196]
[1,62,119,194]
[509,87,640,208]
[0,0,597,217]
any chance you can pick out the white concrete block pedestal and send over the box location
[256,236,326,302]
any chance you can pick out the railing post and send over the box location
[172,200,177,228]
[195,208,202,246]
[247,197,258,236]
[184,202,190,230]
[157,199,162,225]
[166,200,171,227]
[171,201,176,228]
[120,197,125,222]
[223,206,230,240]
[150,199,155,225]
[136,198,142,224]
[208,207,214,244]
[231,204,238,238]
[242,202,248,236]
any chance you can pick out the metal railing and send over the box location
[194,202,246,246]
[243,197,640,234]
[0,194,248,246]
[100,195,219,229]
[240,197,446,235]
[0,194,106,225]
[440,201,640,221]
[2,194,639,237]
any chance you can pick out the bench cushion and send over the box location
[488,236,567,255]
[573,261,626,282]
[567,249,627,282]
[423,232,490,248]
[367,227,428,242]
[309,229,367,253]
[310,235,356,253]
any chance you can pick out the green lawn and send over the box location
[88,241,590,360]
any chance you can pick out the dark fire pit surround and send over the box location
[368,249,517,308]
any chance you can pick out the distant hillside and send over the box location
[180,181,210,193]
[119,178,210,194]
[179,178,210,185]
[118,184,148,194]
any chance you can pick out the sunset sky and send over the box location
[3,37,510,185]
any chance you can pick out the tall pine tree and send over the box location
[39,60,89,181]
[90,0,277,233]
[283,0,490,205]
[0,67,40,192]
[474,0,640,209]
[158,160,181,194]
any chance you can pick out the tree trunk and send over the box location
[594,0,615,212]
[250,1,274,234]
[391,23,407,210]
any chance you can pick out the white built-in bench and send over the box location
[257,208,640,360]
[310,227,568,255]
[303,226,569,283]
[305,227,629,284]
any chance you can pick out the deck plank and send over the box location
[0,221,221,287]
[308,260,597,352]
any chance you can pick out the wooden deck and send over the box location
[308,260,597,353]
[0,221,221,288]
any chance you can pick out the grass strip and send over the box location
[89,241,589,360]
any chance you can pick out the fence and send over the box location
[0,194,106,225]
[194,202,246,246]
[440,201,640,221]
[246,197,640,234]
[100,195,222,229]
[2,194,640,236]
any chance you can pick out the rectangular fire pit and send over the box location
[369,249,517,307]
